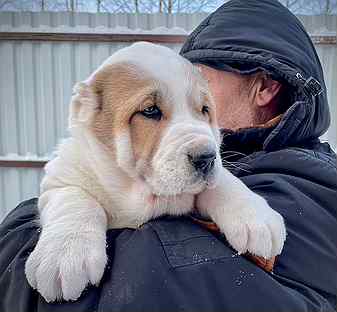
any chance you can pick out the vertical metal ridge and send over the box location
[51,42,58,143]
[0,168,5,219]
[32,42,40,156]
[36,42,46,155]
[34,43,42,155]
[18,167,23,202]
[13,42,22,155]
[70,42,76,87]
[89,41,94,72]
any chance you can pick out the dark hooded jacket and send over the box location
[0,1,336,311]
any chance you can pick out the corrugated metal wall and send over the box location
[0,12,336,220]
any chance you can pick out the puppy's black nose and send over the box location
[188,152,216,175]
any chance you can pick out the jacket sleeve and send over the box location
[0,198,105,312]
[239,149,337,309]
[0,199,40,312]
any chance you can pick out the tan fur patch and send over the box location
[90,62,171,175]
[130,114,170,175]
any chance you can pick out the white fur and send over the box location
[150,120,221,195]
[25,42,286,302]
[197,169,286,259]
[115,131,137,179]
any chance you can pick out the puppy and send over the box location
[25,42,286,302]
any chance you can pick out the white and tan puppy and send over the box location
[25,42,286,302]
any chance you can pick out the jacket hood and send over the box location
[180,0,330,151]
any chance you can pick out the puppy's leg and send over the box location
[25,187,107,302]
[196,168,286,259]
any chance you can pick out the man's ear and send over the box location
[68,81,102,129]
[255,77,282,107]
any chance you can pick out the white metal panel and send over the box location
[0,11,210,34]
[0,167,44,222]
[0,42,19,155]
[298,15,337,34]
[317,44,337,147]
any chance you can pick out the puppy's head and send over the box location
[70,42,221,196]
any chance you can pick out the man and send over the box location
[0,0,336,311]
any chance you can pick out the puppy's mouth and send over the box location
[146,171,218,197]
[187,172,218,192]
[205,176,218,189]
[147,193,184,205]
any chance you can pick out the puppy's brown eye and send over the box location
[202,105,209,115]
[141,105,162,121]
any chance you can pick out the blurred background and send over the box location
[0,0,336,220]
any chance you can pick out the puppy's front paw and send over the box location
[25,230,107,302]
[220,195,286,259]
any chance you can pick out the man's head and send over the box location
[180,0,330,148]
[198,65,283,130]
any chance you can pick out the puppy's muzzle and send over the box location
[188,151,216,176]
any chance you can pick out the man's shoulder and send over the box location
[246,143,336,178]
[110,216,235,268]
[280,143,336,167]
[0,197,39,236]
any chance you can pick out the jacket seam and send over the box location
[146,223,175,268]
[274,272,336,311]
[161,234,215,246]
[312,150,336,169]
[0,228,38,276]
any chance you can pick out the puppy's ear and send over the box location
[68,81,102,129]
